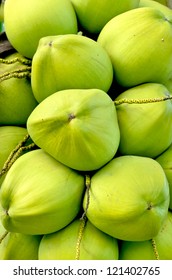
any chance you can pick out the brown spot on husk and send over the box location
[68,113,76,122]
[147,202,153,210]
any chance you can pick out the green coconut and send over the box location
[0,149,85,235]
[0,0,4,23]
[70,0,140,34]
[27,88,120,171]
[0,220,42,260]
[38,219,119,260]
[31,34,113,102]
[4,0,78,58]
[119,211,172,260]
[153,0,172,7]
[0,52,38,125]
[114,83,172,158]
[139,0,172,19]
[83,155,170,241]
[97,7,172,88]
[0,126,28,186]
[156,144,172,210]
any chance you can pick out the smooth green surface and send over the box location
[0,149,85,235]
[27,88,120,171]
[31,34,113,102]
[39,219,119,260]
[83,155,170,241]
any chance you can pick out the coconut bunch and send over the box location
[0,0,172,260]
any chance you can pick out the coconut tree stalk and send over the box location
[114,95,172,106]
[75,174,91,260]
[0,231,8,244]
[0,57,32,65]
[0,68,31,83]
[0,134,36,177]
[151,238,160,260]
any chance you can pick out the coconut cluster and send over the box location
[0,0,172,260]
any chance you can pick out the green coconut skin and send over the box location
[70,0,140,34]
[139,0,172,19]
[0,220,42,260]
[115,83,172,158]
[4,0,78,58]
[83,155,170,241]
[138,2,172,92]
[97,7,172,88]
[31,34,113,102]
[27,88,120,171]
[0,1,4,23]
[156,144,172,210]
[0,149,85,235]
[38,219,119,260]
[119,211,172,260]
[0,52,38,126]
[0,126,27,186]
[153,0,172,7]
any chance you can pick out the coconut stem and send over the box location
[114,95,172,106]
[0,57,32,66]
[0,68,31,82]
[151,238,160,260]
[75,174,91,260]
[75,216,87,260]
[0,134,36,177]
[0,231,8,244]
[81,174,91,220]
